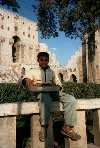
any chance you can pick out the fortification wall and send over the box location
[0,8,60,83]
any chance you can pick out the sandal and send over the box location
[61,125,81,141]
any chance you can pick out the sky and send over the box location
[0,0,82,66]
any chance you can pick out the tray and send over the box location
[29,85,60,92]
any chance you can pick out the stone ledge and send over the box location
[0,98,100,116]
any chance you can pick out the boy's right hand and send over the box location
[22,78,34,89]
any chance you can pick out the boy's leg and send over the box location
[59,91,77,126]
[38,93,52,142]
[59,91,81,141]
[38,93,52,125]
[50,91,77,126]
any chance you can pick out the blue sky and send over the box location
[0,0,82,66]
[39,33,81,66]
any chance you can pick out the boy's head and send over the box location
[37,52,49,69]
[37,52,49,60]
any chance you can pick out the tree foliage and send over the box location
[0,0,100,39]
[33,0,100,39]
[0,0,20,12]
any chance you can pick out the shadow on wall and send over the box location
[59,73,63,82]
[12,36,21,63]
[18,67,25,85]
[70,74,77,82]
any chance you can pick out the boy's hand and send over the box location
[22,78,34,89]
[56,85,62,91]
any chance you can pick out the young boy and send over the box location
[22,52,81,142]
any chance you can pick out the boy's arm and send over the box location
[22,78,34,89]
[52,70,62,90]
[22,69,34,89]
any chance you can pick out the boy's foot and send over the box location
[61,125,81,141]
[39,126,48,142]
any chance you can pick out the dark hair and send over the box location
[37,52,49,59]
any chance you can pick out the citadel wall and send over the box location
[0,8,60,83]
[63,29,100,83]
[0,8,99,84]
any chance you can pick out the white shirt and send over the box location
[23,66,62,87]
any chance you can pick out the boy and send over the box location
[22,52,81,142]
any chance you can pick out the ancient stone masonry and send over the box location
[89,30,100,83]
[63,29,100,83]
[63,48,83,83]
[0,8,100,84]
[0,8,60,83]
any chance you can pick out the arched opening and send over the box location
[21,67,25,76]
[12,36,20,63]
[59,73,63,82]
[70,74,77,83]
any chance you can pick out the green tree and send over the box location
[0,0,99,38]
[0,0,20,12]
[33,0,100,39]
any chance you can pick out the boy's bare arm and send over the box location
[22,78,34,88]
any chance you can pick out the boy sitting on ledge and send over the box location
[22,52,81,142]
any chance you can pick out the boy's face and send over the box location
[37,56,49,68]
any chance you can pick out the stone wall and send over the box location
[1,8,99,84]
[87,30,100,83]
[0,8,38,66]
[63,29,100,83]
[63,47,83,83]
[0,8,60,83]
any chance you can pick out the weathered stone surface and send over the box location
[31,115,54,148]
[0,99,100,116]
[65,111,87,148]
[0,100,100,148]
[0,8,60,83]
[93,109,100,147]
[87,143,100,148]
[63,30,100,83]
[0,116,16,148]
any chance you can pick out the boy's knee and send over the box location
[38,93,52,104]
[69,95,77,104]
[61,93,77,104]
[38,93,50,98]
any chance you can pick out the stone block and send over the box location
[0,116,16,148]
[93,109,100,147]
[65,110,87,148]
[31,114,54,148]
